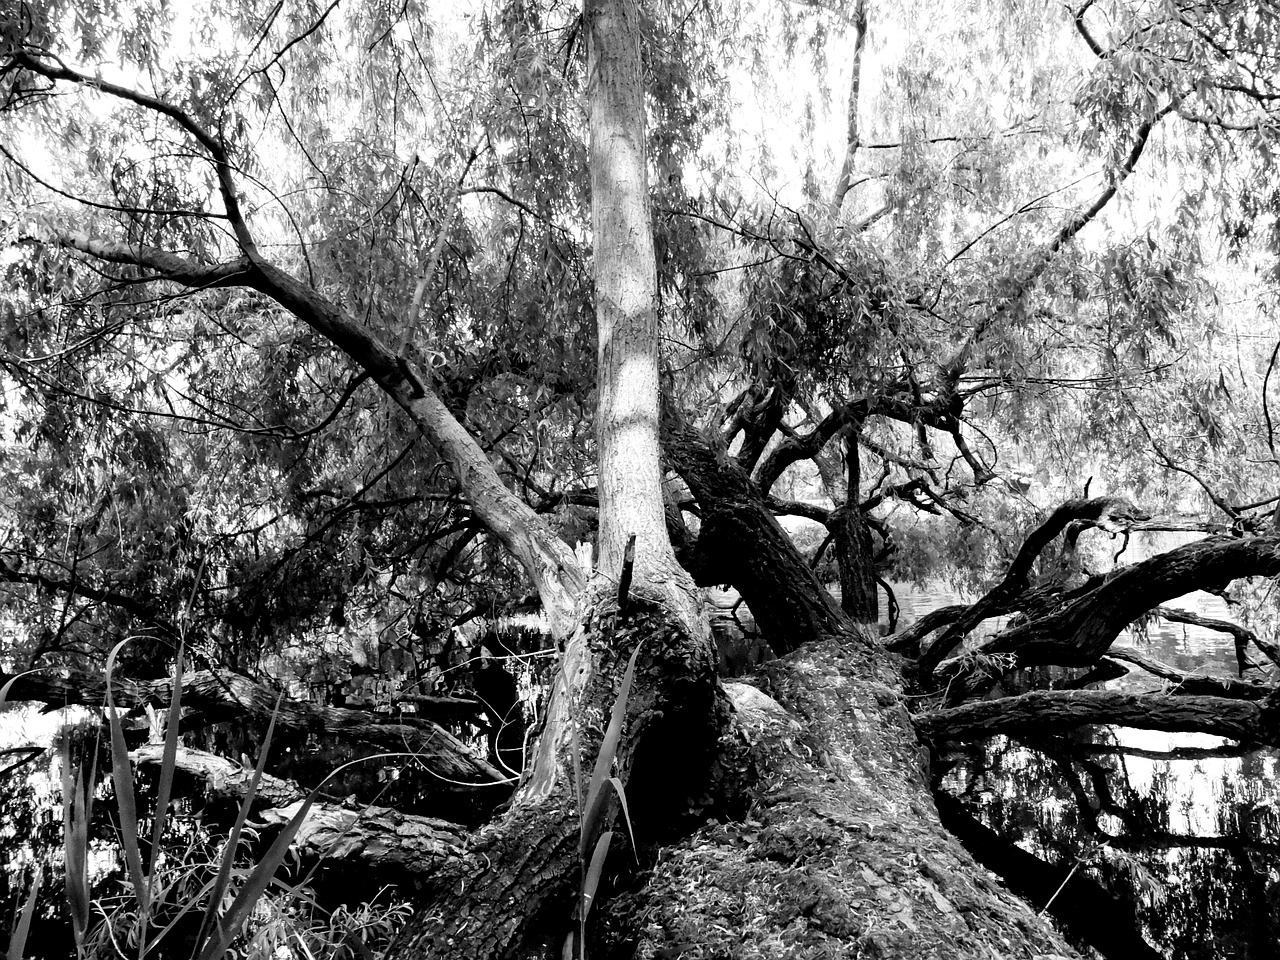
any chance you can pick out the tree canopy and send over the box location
[3,1,1280,957]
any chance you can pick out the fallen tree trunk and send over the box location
[916,689,1279,745]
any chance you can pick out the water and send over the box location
[906,530,1280,960]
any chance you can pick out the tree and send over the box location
[3,1,1280,958]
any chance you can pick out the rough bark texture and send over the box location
[587,0,678,588]
[394,599,726,960]
[130,744,308,807]
[979,534,1280,667]
[919,496,1152,674]
[607,639,1081,959]
[664,421,848,653]
[916,690,1280,746]
[833,438,877,623]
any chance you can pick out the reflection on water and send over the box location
[908,531,1280,960]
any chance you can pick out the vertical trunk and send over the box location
[835,432,878,622]
[586,0,682,590]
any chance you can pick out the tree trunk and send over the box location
[664,419,848,653]
[834,433,877,622]
[602,641,1083,960]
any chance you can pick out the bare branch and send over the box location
[829,0,868,216]
[919,496,1152,674]
[1106,644,1268,697]
[11,51,260,257]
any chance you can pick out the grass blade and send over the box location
[195,694,282,950]
[580,830,613,921]
[148,645,185,886]
[8,864,42,960]
[0,668,55,706]
[605,776,638,861]
[580,642,642,857]
[105,639,148,917]
[61,740,90,947]
[195,782,339,959]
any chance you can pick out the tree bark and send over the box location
[606,643,1083,960]
[919,496,1152,675]
[977,534,1280,668]
[834,433,877,622]
[664,420,849,652]
[916,689,1280,746]
[587,0,683,596]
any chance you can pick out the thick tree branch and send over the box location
[256,799,469,870]
[131,744,307,807]
[917,689,1279,745]
[663,419,848,652]
[919,496,1151,674]
[974,534,1280,669]
[37,231,586,636]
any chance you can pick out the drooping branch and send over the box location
[9,50,588,635]
[1156,605,1280,672]
[11,51,260,257]
[37,231,587,637]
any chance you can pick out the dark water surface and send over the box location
[903,531,1280,960]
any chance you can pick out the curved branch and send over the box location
[919,496,1151,674]
[37,232,586,636]
[12,51,260,257]
[1105,645,1269,698]
[1156,604,1280,671]
[979,534,1280,668]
